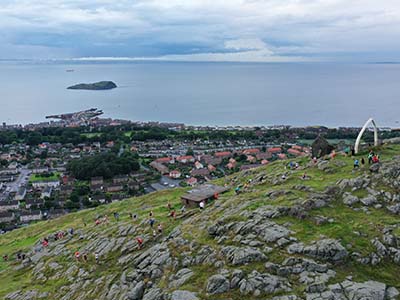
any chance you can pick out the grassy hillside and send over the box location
[1,144,400,299]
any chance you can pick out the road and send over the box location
[0,168,31,201]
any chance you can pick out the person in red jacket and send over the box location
[136,237,143,249]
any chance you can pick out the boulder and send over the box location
[342,193,359,206]
[170,290,198,300]
[127,281,145,300]
[360,195,377,206]
[142,288,165,300]
[206,274,230,294]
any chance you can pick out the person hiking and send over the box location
[180,205,186,214]
[152,230,156,238]
[82,253,88,262]
[149,211,153,218]
[95,253,99,264]
[149,218,155,228]
[157,223,163,234]
[361,157,365,166]
[170,210,176,220]
[167,202,172,211]
[68,228,74,235]
[74,251,80,261]
[133,213,138,221]
[136,237,143,249]
[354,159,360,168]
[368,152,373,164]
[199,201,205,210]
[235,186,241,195]
[113,212,119,221]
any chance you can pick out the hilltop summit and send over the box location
[1,144,400,300]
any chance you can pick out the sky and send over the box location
[1,0,400,62]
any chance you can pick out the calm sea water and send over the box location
[0,61,399,127]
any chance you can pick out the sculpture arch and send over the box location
[354,118,378,154]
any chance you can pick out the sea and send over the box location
[0,61,399,128]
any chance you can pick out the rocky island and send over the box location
[67,81,117,90]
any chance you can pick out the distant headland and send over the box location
[67,81,117,90]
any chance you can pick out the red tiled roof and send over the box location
[214,151,232,157]
[267,147,282,153]
[243,148,260,154]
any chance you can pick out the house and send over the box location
[25,199,44,209]
[155,157,175,164]
[194,161,204,169]
[190,168,210,177]
[31,179,60,189]
[208,164,216,172]
[181,184,229,208]
[214,151,232,159]
[176,155,195,164]
[246,155,256,163]
[128,181,140,190]
[243,148,260,155]
[90,184,104,192]
[226,162,236,170]
[91,194,107,204]
[288,148,303,157]
[267,147,282,154]
[169,170,182,179]
[113,175,129,184]
[106,184,124,193]
[20,210,43,222]
[31,167,49,174]
[0,211,15,223]
[150,161,169,174]
[201,155,222,165]
[15,187,27,201]
[91,177,104,186]
[0,200,19,212]
[186,177,198,187]
[277,153,287,160]
[256,152,272,160]
[292,145,303,151]
[41,186,53,199]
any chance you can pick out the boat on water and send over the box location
[66,69,75,72]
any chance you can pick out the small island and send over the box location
[67,81,117,90]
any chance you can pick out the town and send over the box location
[0,111,399,232]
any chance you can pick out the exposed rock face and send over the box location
[170,290,198,300]
[238,270,291,295]
[287,239,348,263]
[220,246,266,266]
[169,268,194,288]
[206,274,230,294]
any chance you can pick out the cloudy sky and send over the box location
[1,0,400,62]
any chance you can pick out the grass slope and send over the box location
[0,144,399,299]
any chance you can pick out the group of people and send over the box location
[354,151,380,168]
[74,251,99,263]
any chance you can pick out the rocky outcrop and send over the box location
[287,239,348,263]
[221,246,266,265]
